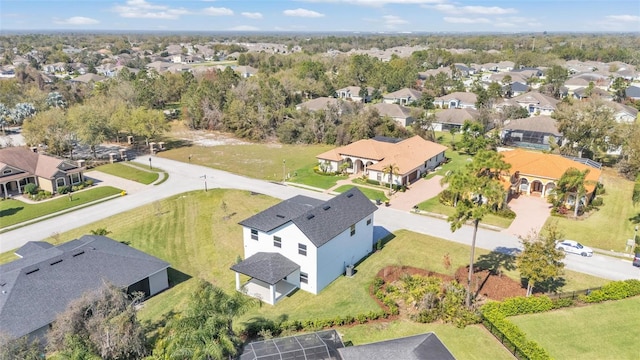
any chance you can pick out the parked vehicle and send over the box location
[555,240,593,257]
[633,253,640,267]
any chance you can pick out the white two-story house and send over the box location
[231,188,378,305]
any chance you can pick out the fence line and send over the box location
[481,318,527,360]
[545,287,602,300]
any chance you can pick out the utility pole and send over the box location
[282,160,286,183]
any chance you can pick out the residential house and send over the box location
[510,91,559,116]
[69,73,106,84]
[433,92,477,109]
[316,135,447,186]
[501,115,563,150]
[432,108,480,132]
[564,77,590,93]
[418,67,452,80]
[573,87,613,101]
[370,103,414,127]
[605,102,638,123]
[239,330,454,360]
[0,235,170,339]
[0,147,85,198]
[382,88,422,105]
[336,86,374,103]
[296,97,341,112]
[501,148,602,206]
[0,66,15,78]
[503,81,530,98]
[233,65,258,78]
[231,188,377,304]
[497,61,515,72]
[626,85,640,100]
[146,61,171,73]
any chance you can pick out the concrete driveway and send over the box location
[503,195,552,239]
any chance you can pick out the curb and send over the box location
[411,209,504,232]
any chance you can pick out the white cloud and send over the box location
[202,7,234,16]
[302,0,443,5]
[383,15,408,26]
[242,12,263,19]
[230,25,260,31]
[54,16,100,25]
[443,17,490,24]
[113,0,189,19]
[426,4,516,15]
[283,8,325,17]
[606,15,640,22]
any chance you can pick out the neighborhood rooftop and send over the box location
[0,235,170,339]
[239,188,377,248]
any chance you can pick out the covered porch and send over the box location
[0,173,37,199]
[231,252,300,305]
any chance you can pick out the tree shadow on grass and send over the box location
[0,206,24,218]
[520,277,567,294]
[475,248,518,275]
[241,314,290,339]
[167,267,192,287]
[628,214,640,224]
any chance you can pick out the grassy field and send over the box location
[158,143,335,183]
[511,296,640,359]
[417,196,515,229]
[546,169,640,252]
[334,185,388,201]
[93,163,160,185]
[0,186,122,229]
[288,162,347,189]
[340,320,514,360]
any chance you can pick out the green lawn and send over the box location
[546,169,640,252]
[0,186,122,229]
[340,320,514,360]
[417,196,515,229]
[158,143,335,183]
[288,162,348,189]
[93,163,160,185]
[511,296,640,359]
[334,185,388,201]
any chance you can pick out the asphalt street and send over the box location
[1,155,638,282]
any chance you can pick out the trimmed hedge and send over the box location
[580,279,640,303]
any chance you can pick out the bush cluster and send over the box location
[24,183,38,195]
[580,279,640,303]
[313,166,340,176]
[31,190,53,201]
[57,185,71,194]
[590,197,604,207]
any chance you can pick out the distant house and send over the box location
[233,65,258,78]
[433,92,477,109]
[0,235,170,339]
[572,87,613,101]
[510,91,559,116]
[501,148,602,205]
[497,61,515,72]
[501,115,563,150]
[0,147,85,198]
[382,88,422,105]
[239,330,454,360]
[370,103,414,126]
[231,188,377,304]
[316,135,447,186]
[432,108,480,132]
[503,82,530,98]
[296,97,341,112]
[69,73,105,84]
[336,86,373,103]
[626,85,640,100]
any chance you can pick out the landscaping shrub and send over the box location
[365,179,380,186]
[24,183,38,195]
[493,207,516,219]
[313,166,339,176]
[580,279,640,303]
[595,183,605,195]
[590,197,603,207]
[438,189,455,206]
[551,298,574,309]
[84,179,94,186]
[57,185,71,194]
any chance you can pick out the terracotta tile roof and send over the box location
[501,149,601,192]
[318,136,446,176]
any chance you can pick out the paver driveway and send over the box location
[390,175,445,211]
[504,194,552,238]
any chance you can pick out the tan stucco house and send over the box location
[0,147,85,198]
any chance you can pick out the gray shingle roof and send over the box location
[240,188,377,248]
[337,332,455,360]
[503,115,561,136]
[14,241,54,258]
[0,235,169,338]
[231,252,300,284]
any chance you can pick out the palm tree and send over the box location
[441,150,510,308]
[382,163,400,193]
[554,167,591,217]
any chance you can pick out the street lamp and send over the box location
[148,157,152,169]
[200,174,208,192]
[282,159,286,183]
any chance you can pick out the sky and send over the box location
[1,0,639,33]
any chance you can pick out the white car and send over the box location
[555,240,593,257]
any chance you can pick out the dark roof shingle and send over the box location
[231,252,300,284]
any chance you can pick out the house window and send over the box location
[70,173,81,184]
[298,243,307,256]
[300,272,308,284]
[56,177,65,187]
[376,172,382,181]
[2,169,10,175]
[350,224,356,236]
[250,229,258,241]
[274,236,281,248]
[366,218,372,226]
